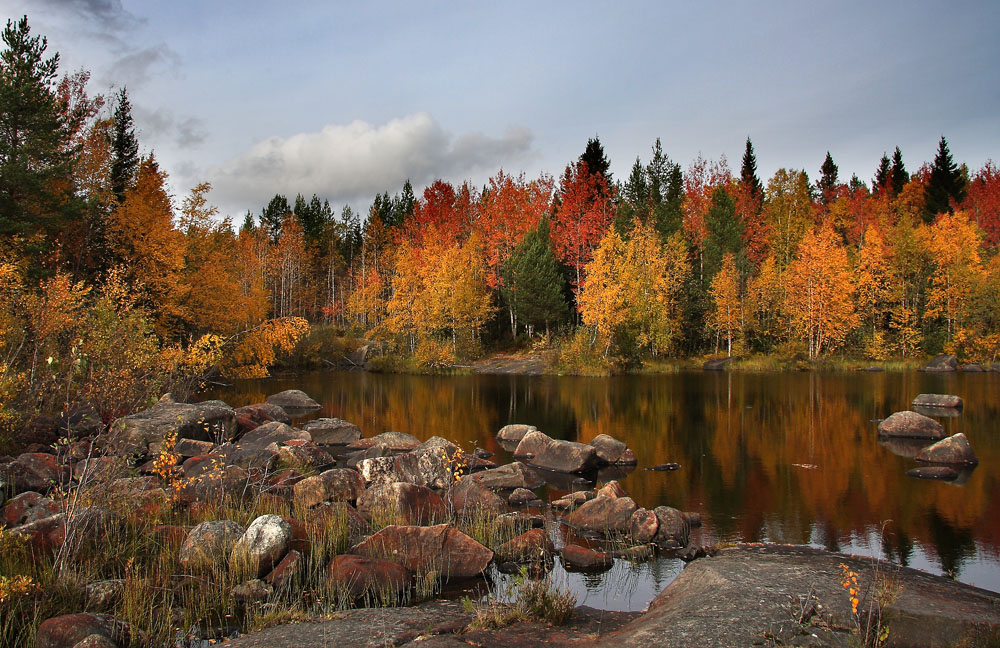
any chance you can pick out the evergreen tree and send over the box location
[580,136,611,185]
[501,216,567,337]
[817,151,839,202]
[890,146,909,196]
[924,136,967,222]
[616,157,648,234]
[239,210,256,234]
[849,174,865,192]
[394,179,415,225]
[293,192,332,245]
[648,138,683,239]
[260,193,290,242]
[0,16,78,260]
[339,204,361,265]
[110,86,139,205]
[703,186,743,280]
[740,137,763,199]
[873,154,891,193]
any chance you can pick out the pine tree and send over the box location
[580,136,611,185]
[889,147,909,197]
[648,138,683,239]
[924,136,967,222]
[109,86,139,205]
[740,137,763,199]
[394,179,415,225]
[240,210,256,234]
[817,151,839,203]
[703,186,743,281]
[501,217,567,337]
[260,193,290,242]
[873,154,891,194]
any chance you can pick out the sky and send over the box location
[4,0,999,221]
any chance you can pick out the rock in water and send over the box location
[877,411,945,439]
[915,433,979,466]
[911,394,964,409]
[924,354,958,372]
[302,418,362,445]
[496,424,538,443]
[265,389,321,410]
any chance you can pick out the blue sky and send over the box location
[4,0,999,219]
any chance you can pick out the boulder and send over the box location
[307,501,368,539]
[551,490,594,511]
[924,354,958,372]
[327,554,412,601]
[275,441,335,472]
[513,430,554,459]
[36,613,143,648]
[530,439,599,473]
[302,418,362,445]
[351,524,493,580]
[562,544,613,572]
[293,469,365,510]
[177,520,244,571]
[231,514,292,577]
[109,400,236,454]
[653,506,690,549]
[2,490,45,527]
[344,443,392,470]
[172,438,216,457]
[175,465,251,505]
[565,495,638,534]
[915,433,979,466]
[234,403,290,436]
[961,363,986,372]
[911,394,964,409]
[447,475,508,517]
[471,462,544,491]
[588,434,637,465]
[359,442,466,491]
[367,431,421,452]
[596,480,626,499]
[231,579,273,603]
[5,452,69,494]
[507,488,537,506]
[495,528,554,563]
[496,424,538,443]
[356,482,448,526]
[877,411,945,439]
[629,508,660,543]
[265,389,321,410]
[83,579,126,609]
[237,421,311,450]
[264,549,302,591]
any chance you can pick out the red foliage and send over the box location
[551,161,615,290]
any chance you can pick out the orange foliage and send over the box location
[477,170,553,288]
[551,161,615,292]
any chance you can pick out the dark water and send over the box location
[205,369,1000,607]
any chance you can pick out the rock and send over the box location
[356,482,448,526]
[237,421,311,450]
[302,418,362,445]
[172,438,216,457]
[307,501,368,539]
[613,544,655,562]
[109,400,236,454]
[912,405,962,419]
[232,579,273,603]
[265,389,321,410]
[877,411,946,439]
[36,613,143,648]
[588,434,638,466]
[645,462,681,471]
[495,528,554,563]
[471,462,545,491]
[359,441,468,491]
[234,403,290,436]
[264,549,302,590]
[367,431,421,452]
[344,443,392,470]
[924,353,958,372]
[83,579,126,608]
[629,508,660,543]
[231,514,292,577]
[2,490,45,527]
[5,452,69,494]
[562,544,613,572]
[512,429,553,459]
[551,490,594,511]
[350,524,493,580]
[12,505,111,556]
[275,442,335,472]
[653,506,690,549]
[915,433,979,466]
[178,520,244,571]
[293,469,365,509]
[175,465,252,505]
[703,356,734,371]
[961,363,986,372]
[448,476,508,517]
[912,393,964,409]
[12,512,67,554]
[507,488,537,506]
[565,495,638,534]
[496,424,538,443]
[596,480,626,499]
[530,438,599,473]
[327,554,411,600]
[907,466,960,481]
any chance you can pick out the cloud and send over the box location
[35,0,142,31]
[208,113,533,213]
[132,105,207,150]
[105,44,180,88]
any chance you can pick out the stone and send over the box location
[529,438,599,473]
[231,514,292,577]
[596,480,626,499]
[276,442,336,472]
[915,433,979,466]
[911,394,964,409]
[234,403,290,436]
[356,482,448,526]
[507,488,537,506]
[358,442,467,491]
[877,411,946,439]
[5,452,69,494]
[589,434,637,465]
[177,520,244,571]
[36,613,143,648]
[351,524,493,580]
[264,549,302,590]
[265,389,321,410]
[512,429,553,459]
[653,506,690,549]
[231,579,273,603]
[367,431,421,452]
[293,468,365,509]
[496,424,538,443]
[495,528,554,563]
[237,421,311,450]
[565,495,638,534]
[344,443,392,470]
[924,353,958,372]
[175,465,251,505]
[307,501,368,539]
[907,466,960,481]
[83,579,126,608]
[551,490,594,511]
[302,418,362,445]
[629,508,660,543]
[962,363,986,372]
[471,462,545,490]
[2,490,44,527]
[109,400,236,454]
[562,544,613,572]
[447,476,508,517]
[327,554,411,601]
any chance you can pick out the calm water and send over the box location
[205,369,1000,607]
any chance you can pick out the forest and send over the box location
[2,15,1000,430]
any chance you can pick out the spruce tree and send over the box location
[873,154,891,194]
[890,146,909,196]
[740,137,763,199]
[647,138,683,239]
[260,193,290,242]
[703,186,743,280]
[239,210,256,234]
[501,217,567,337]
[110,86,139,205]
[817,151,839,202]
[923,136,967,222]
[580,136,611,185]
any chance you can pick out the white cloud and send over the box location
[208,113,533,214]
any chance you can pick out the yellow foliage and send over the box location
[220,317,310,378]
[708,253,742,356]
[926,211,985,345]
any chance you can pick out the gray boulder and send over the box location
[513,429,553,459]
[530,439,599,473]
[265,389,321,410]
[924,354,958,372]
[178,520,244,571]
[231,514,292,577]
[911,394,963,409]
[653,506,690,549]
[877,411,945,439]
[915,433,979,466]
[565,494,638,534]
[496,424,538,443]
[302,418,362,445]
[588,434,637,465]
[471,462,545,491]
[110,400,236,454]
[293,468,365,509]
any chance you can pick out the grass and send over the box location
[463,566,576,630]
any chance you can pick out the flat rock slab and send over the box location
[912,393,963,409]
[598,544,1000,648]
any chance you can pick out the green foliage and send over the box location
[924,136,968,222]
[502,217,568,337]
[741,137,763,200]
[109,87,138,205]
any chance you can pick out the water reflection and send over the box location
[205,369,1000,592]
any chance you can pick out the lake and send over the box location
[204,369,1000,609]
